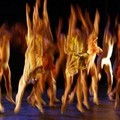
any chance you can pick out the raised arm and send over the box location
[26,3,32,45]
[43,0,48,26]
[85,10,93,33]
[93,9,100,35]
[102,17,110,48]
[76,5,88,33]
[56,18,63,42]
[33,0,42,32]
[43,0,54,42]
[68,5,76,37]
[66,5,77,54]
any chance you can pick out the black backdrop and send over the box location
[0,0,120,91]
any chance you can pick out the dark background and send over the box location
[0,0,120,91]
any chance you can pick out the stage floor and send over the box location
[0,85,120,120]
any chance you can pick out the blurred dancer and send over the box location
[97,18,115,100]
[112,17,120,108]
[0,24,15,113]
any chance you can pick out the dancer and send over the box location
[14,2,44,113]
[61,5,90,113]
[68,8,102,108]
[0,24,15,113]
[97,18,115,100]
[112,17,120,108]
[27,0,59,108]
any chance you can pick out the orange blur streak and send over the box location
[26,3,32,45]
[68,5,76,37]
[33,0,41,31]
[85,10,93,32]
[93,9,100,35]
[43,0,54,42]
[76,5,88,33]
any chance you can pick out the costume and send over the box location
[23,33,43,82]
[65,35,88,77]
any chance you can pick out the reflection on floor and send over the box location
[0,85,120,120]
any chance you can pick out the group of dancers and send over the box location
[0,0,120,114]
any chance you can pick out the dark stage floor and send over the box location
[0,85,120,120]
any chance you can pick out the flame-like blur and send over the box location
[0,0,119,114]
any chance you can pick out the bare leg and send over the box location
[0,75,4,113]
[96,55,102,80]
[47,71,59,107]
[68,86,76,103]
[27,77,46,107]
[114,78,120,109]
[90,64,100,105]
[27,88,46,106]
[34,77,44,113]
[14,76,27,113]
[104,64,113,96]
[3,65,15,104]
[108,88,116,101]
[76,70,84,112]
[61,75,73,113]
[91,76,99,105]
[89,84,93,96]
[50,71,59,103]
[27,88,36,106]
[81,70,90,109]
